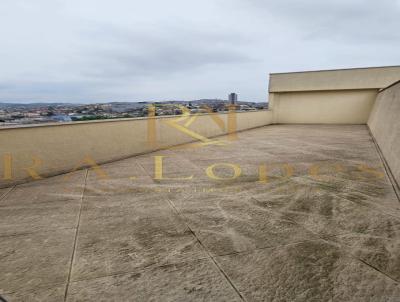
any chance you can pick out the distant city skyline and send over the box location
[1,0,400,103]
[0,98,267,127]
[0,96,267,105]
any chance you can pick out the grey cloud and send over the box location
[241,0,400,43]
[79,24,256,79]
[0,0,398,102]
[0,81,100,102]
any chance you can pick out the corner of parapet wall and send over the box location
[367,81,400,195]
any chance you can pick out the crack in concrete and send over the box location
[165,197,247,302]
[63,169,89,302]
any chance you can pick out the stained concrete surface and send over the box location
[1,125,400,301]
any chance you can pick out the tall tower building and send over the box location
[228,93,238,105]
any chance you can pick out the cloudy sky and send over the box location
[1,0,400,103]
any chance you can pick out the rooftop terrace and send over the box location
[2,124,400,301]
[1,66,400,301]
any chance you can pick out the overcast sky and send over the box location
[1,0,400,103]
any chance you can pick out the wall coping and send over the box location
[379,80,400,93]
[269,65,400,75]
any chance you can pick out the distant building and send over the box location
[228,93,238,105]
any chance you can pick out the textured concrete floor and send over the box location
[1,125,400,302]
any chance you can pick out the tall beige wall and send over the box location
[0,110,272,188]
[271,90,377,124]
[368,81,400,188]
[269,66,400,124]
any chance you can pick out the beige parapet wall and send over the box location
[269,66,400,124]
[269,66,400,92]
[0,110,273,188]
[368,81,400,189]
